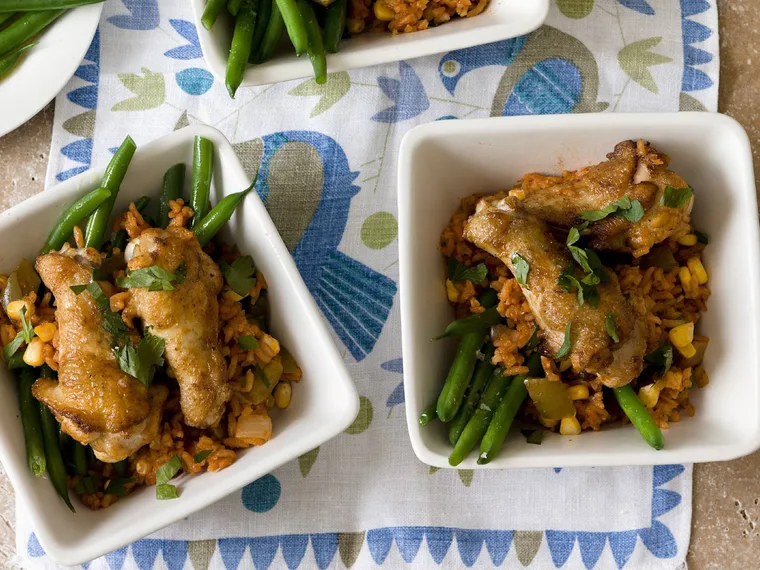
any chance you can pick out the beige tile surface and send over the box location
[0,2,757,567]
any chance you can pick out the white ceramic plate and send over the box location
[0,125,359,565]
[190,0,549,88]
[0,5,102,137]
[398,112,760,469]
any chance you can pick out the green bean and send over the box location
[612,384,664,450]
[39,402,74,511]
[7,351,26,369]
[249,0,271,61]
[274,0,306,56]
[418,403,437,426]
[202,0,227,29]
[189,136,214,228]
[297,0,326,84]
[41,187,111,254]
[193,179,255,247]
[0,10,63,57]
[0,41,37,78]
[435,331,485,423]
[84,135,137,250]
[448,343,494,445]
[433,307,503,340]
[449,369,512,466]
[159,163,185,228]
[323,0,346,53]
[0,14,13,26]
[478,352,543,464]
[226,4,257,98]
[113,459,127,477]
[227,0,242,15]
[0,0,102,11]
[18,368,45,477]
[71,441,88,476]
[255,0,284,63]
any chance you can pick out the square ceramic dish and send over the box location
[0,125,359,565]
[190,0,549,87]
[398,112,760,469]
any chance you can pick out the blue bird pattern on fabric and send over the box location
[108,0,160,30]
[382,358,405,408]
[681,0,714,92]
[164,19,203,60]
[616,0,655,15]
[372,62,429,123]
[28,464,687,568]
[438,36,527,95]
[251,131,397,361]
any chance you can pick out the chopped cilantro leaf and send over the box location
[116,263,186,292]
[580,196,645,223]
[238,335,260,350]
[220,255,257,297]
[556,321,573,359]
[70,284,87,295]
[2,332,24,364]
[525,326,540,350]
[115,331,165,386]
[193,450,212,463]
[521,428,546,445]
[19,306,34,343]
[581,203,618,222]
[156,484,179,500]
[606,314,619,343]
[511,253,530,287]
[618,200,645,223]
[447,257,488,284]
[661,186,693,208]
[645,342,673,373]
[566,227,581,246]
[74,475,99,495]
[103,477,134,497]
[695,229,709,244]
[156,455,182,486]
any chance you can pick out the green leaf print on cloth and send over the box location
[298,447,319,477]
[113,67,166,111]
[618,37,672,93]
[557,0,594,19]
[289,71,351,117]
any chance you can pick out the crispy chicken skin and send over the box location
[124,226,229,428]
[33,248,167,462]
[464,199,647,387]
[508,140,693,257]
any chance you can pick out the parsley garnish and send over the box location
[72,278,130,339]
[155,455,182,501]
[645,342,673,373]
[511,253,530,287]
[115,330,165,386]
[69,284,87,295]
[116,263,186,291]
[563,229,608,308]
[521,428,546,445]
[661,186,693,208]
[580,196,645,224]
[74,475,99,495]
[220,256,257,297]
[556,321,573,359]
[447,257,488,284]
[238,335,260,350]
[104,477,134,497]
[2,332,24,363]
[605,314,619,343]
[19,306,34,343]
[558,266,601,309]
[193,450,212,463]
[695,229,709,244]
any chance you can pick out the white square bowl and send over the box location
[0,125,359,565]
[190,0,549,87]
[398,113,760,470]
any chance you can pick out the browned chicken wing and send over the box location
[507,140,693,257]
[33,248,167,462]
[124,226,229,428]
[464,198,647,387]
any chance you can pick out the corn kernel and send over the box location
[567,385,589,400]
[23,338,46,367]
[687,257,708,285]
[677,234,698,246]
[669,322,694,348]
[273,381,292,409]
[6,299,31,321]
[638,384,661,409]
[560,416,581,436]
[373,0,395,21]
[677,343,697,359]
[33,322,56,343]
[346,18,365,34]
[558,359,572,372]
[539,417,558,429]
[678,266,692,289]
[446,279,458,303]
[223,289,243,302]
[509,188,526,200]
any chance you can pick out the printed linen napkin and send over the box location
[17,0,718,568]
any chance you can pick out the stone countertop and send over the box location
[0,1,758,567]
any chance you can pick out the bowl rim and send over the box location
[1,125,359,565]
[397,112,760,470]
[188,0,550,88]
